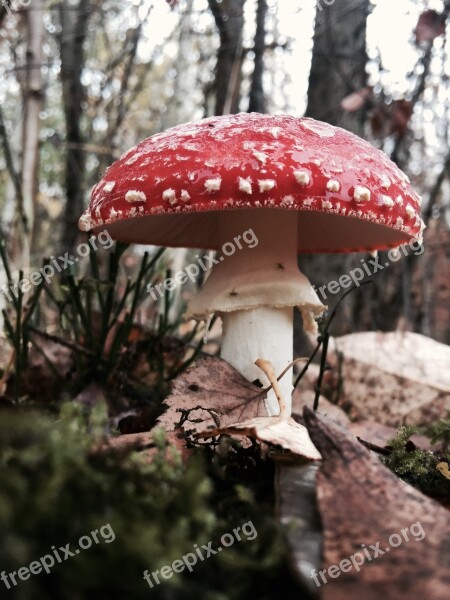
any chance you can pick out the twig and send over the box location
[259,357,309,394]
[27,325,95,356]
[294,282,374,411]
[357,437,392,456]
[255,358,287,418]
[314,333,329,411]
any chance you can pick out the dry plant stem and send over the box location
[270,357,308,388]
[28,326,95,357]
[255,358,288,418]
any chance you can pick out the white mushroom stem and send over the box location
[221,307,293,415]
[185,209,325,417]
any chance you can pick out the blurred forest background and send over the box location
[1,0,450,360]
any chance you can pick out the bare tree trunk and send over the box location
[2,1,45,275]
[21,0,45,251]
[296,0,370,351]
[162,0,195,320]
[306,0,370,135]
[162,0,195,129]
[208,0,245,115]
[58,0,91,250]
[248,0,267,113]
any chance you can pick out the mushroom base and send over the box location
[221,306,294,416]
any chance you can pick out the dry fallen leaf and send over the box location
[331,332,450,425]
[158,356,320,459]
[195,416,321,460]
[348,421,434,452]
[437,462,450,481]
[293,388,350,427]
[158,356,269,434]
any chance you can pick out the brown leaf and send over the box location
[389,100,413,137]
[196,416,321,460]
[437,462,450,481]
[341,87,372,112]
[348,421,434,452]
[415,10,446,43]
[293,388,350,428]
[332,332,450,426]
[302,408,450,600]
[158,356,320,458]
[157,356,268,434]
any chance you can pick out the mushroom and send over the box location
[79,113,424,417]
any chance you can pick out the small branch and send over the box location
[357,437,392,456]
[27,325,95,356]
[255,358,287,418]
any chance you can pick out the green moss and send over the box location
[422,419,450,454]
[383,424,450,496]
[0,408,302,600]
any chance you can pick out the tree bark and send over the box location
[306,0,370,135]
[20,0,45,248]
[2,1,45,272]
[162,0,195,128]
[208,0,245,115]
[248,0,267,113]
[58,0,91,250]
[297,0,370,351]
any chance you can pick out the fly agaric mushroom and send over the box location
[79,113,424,416]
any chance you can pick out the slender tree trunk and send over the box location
[58,0,91,250]
[208,0,245,115]
[3,0,45,274]
[162,0,195,128]
[248,0,267,113]
[21,0,45,250]
[162,0,195,320]
[306,0,370,135]
[297,0,370,350]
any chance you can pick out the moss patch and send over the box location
[0,406,302,599]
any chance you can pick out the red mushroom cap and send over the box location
[79,113,424,253]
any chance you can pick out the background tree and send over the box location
[298,0,371,348]
[0,0,449,347]
[207,0,246,115]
